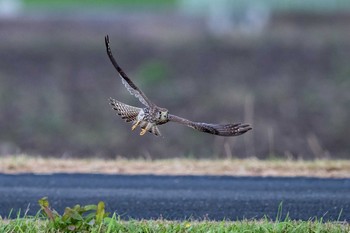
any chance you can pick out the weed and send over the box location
[38,197,109,232]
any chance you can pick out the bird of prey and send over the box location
[105,35,252,137]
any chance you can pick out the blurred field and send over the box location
[1,155,349,178]
[1,5,350,159]
[23,0,176,7]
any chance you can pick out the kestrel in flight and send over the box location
[105,35,252,137]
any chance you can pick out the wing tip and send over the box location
[105,34,110,46]
[234,123,252,135]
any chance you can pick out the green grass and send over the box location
[23,0,176,7]
[22,0,350,11]
[1,215,349,233]
[0,198,349,233]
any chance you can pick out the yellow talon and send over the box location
[140,128,147,136]
[131,120,140,131]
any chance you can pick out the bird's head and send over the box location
[156,107,169,124]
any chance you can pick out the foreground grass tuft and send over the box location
[0,198,349,233]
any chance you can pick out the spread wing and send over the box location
[109,98,142,123]
[168,114,252,136]
[105,35,152,107]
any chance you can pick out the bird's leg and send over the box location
[131,120,140,131]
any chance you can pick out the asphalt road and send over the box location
[0,174,349,221]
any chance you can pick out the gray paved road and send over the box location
[0,174,349,221]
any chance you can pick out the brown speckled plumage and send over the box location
[109,98,141,123]
[105,35,252,137]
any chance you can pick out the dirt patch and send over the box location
[0,155,349,178]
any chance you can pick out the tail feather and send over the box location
[109,98,142,123]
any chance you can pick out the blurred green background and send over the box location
[1,0,350,159]
[23,0,175,6]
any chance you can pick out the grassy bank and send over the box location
[1,216,349,233]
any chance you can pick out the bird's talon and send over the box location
[140,128,147,136]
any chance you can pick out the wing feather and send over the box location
[168,114,252,136]
[105,35,152,107]
[109,98,142,123]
